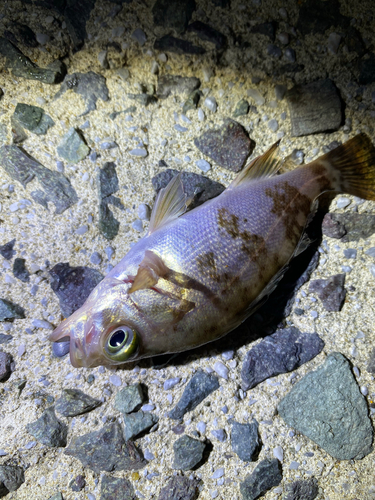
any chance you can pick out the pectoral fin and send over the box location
[129,250,169,293]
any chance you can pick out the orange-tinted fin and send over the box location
[129,250,169,293]
[148,174,187,234]
[229,140,283,189]
[320,133,375,200]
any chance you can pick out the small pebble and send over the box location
[195,159,211,173]
[204,97,217,113]
[211,468,224,479]
[211,429,226,442]
[76,226,88,235]
[290,461,300,470]
[129,148,148,157]
[132,28,147,46]
[163,377,180,390]
[138,203,151,221]
[90,252,102,265]
[268,119,279,132]
[336,197,351,208]
[273,446,284,462]
[360,386,368,396]
[36,33,50,45]
[213,361,228,380]
[197,421,206,434]
[284,47,296,62]
[141,404,155,412]
[198,108,205,121]
[343,249,357,259]
[109,375,122,386]
[132,219,143,232]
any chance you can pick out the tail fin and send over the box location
[321,133,375,200]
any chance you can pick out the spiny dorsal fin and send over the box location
[129,250,169,293]
[148,174,187,234]
[229,140,283,189]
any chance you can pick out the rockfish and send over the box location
[50,134,375,367]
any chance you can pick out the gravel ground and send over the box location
[0,0,375,499]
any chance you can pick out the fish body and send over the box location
[50,134,375,367]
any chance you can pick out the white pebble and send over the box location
[268,119,279,132]
[18,344,26,357]
[32,319,53,329]
[204,97,217,113]
[336,197,351,209]
[151,61,159,75]
[109,375,122,386]
[138,203,151,221]
[9,202,19,212]
[36,33,50,45]
[197,421,206,434]
[158,53,167,63]
[163,377,180,390]
[12,216,20,224]
[75,225,88,235]
[360,386,368,396]
[129,148,148,157]
[273,446,284,462]
[213,361,228,380]
[141,404,155,412]
[196,159,211,172]
[132,219,143,232]
[211,468,224,479]
[327,32,342,54]
[198,108,205,121]
[247,88,265,106]
[82,172,90,182]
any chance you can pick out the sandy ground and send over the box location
[1,0,375,498]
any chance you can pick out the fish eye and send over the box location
[104,326,139,362]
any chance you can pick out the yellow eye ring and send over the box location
[104,326,139,362]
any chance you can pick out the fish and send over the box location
[50,133,375,368]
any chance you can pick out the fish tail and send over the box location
[319,133,375,200]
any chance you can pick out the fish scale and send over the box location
[50,134,375,367]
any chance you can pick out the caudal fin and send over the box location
[321,133,375,200]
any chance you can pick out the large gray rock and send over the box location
[278,352,373,460]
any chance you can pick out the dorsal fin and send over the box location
[129,250,169,293]
[148,174,187,234]
[229,140,283,189]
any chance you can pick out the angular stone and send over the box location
[12,258,30,283]
[322,213,375,242]
[0,298,25,321]
[285,79,342,137]
[123,411,158,440]
[0,145,78,213]
[55,389,101,417]
[57,128,89,163]
[169,370,219,420]
[187,21,227,49]
[157,75,201,99]
[114,383,145,414]
[152,0,196,33]
[5,22,38,48]
[308,274,346,312]
[97,162,124,240]
[13,103,54,135]
[233,99,250,117]
[49,262,103,317]
[240,459,282,500]
[284,478,319,500]
[278,352,373,460]
[231,420,260,462]
[172,435,206,470]
[154,36,205,55]
[0,465,25,496]
[26,406,67,447]
[241,327,324,390]
[69,474,86,492]
[152,169,224,209]
[54,71,109,116]
[0,352,13,381]
[194,119,254,172]
[0,240,16,260]
[100,475,137,500]
[64,422,145,473]
[157,475,200,500]
[0,37,61,83]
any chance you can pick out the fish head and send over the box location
[49,278,147,368]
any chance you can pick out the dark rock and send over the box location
[194,119,255,172]
[157,475,200,500]
[231,420,260,462]
[0,145,78,213]
[64,421,145,473]
[0,37,61,83]
[172,435,206,470]
[127,93,157,106]
[101,475,137,500]
[57,128,89,163]
[55,389,101,417]
[367,348,375,374]
[233,99,250,117]
[123,411,158,440]
[345,27,366,57]
[157,75,201,99]
[62,0,96,49]
[152,0,196,33]
[183,89,202,114]
[0,352,13,381]
[52,340,70,358]
[296,0,349,36]
[187,21,227,49]
[0,299,25,321]
[308,274,346,312]
[322,213,375,242]
[0,465,25,496]
[152,169,225,209]
[13,103,54,135]
[0,239,16,260]
[154,36,205,55]
[99,201,120,240]
[114,383,145,413]
[284,478,319,500]
[12,258,30,283]
[26,406,67,447]
[285,79,342,137]
[54,72,109,116]
[278,352,373,460]
[5,22,38,48]
[0,334,13,344]
[267,44,282,58]
[98,161,119,199]
[241,327,324,390]
[97,162,124,241]
[172,424,186,435]
[250,22,277,41]
[169,370,219,420]
[275,84,287,101]
[49,262,104,317]
[358,53,375,85]
[240,459,282,500]
[69,474,86,492]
